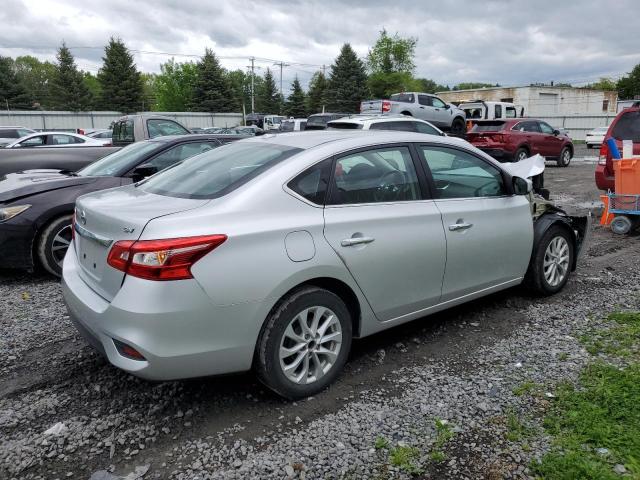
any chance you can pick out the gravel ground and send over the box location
[1,161,638,480]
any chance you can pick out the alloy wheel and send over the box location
[51,224,72,267]
[543,236,570,287]
[562,149,571,166]
[279,306,343,385]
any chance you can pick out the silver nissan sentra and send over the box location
[62,131,589,398]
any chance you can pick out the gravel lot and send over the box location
[1,161,638,480]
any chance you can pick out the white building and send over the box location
[437,85,618,116]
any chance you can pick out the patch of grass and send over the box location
[580,312,640,358]
[374,435,389,450]
[558,352,569,361]
[389,445,423,475]
[428,419,454,462]
[532,362,640,478]
[512,380,540,397]
[505,409,535,442]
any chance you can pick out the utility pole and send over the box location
[5,99,9,112]
[274,61,289,114]
[248,57,255,114]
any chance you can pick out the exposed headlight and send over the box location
[0,204,31,222]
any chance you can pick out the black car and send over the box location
[0,135,224,276]
[305,113,351,130]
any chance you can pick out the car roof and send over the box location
[0,125,33,129]
[329,114,421,123]
[147,134,229,143]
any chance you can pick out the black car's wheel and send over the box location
[514,147,529,162]
[525,225,574,296]
[450,117,466,136]
[37,215,73,277]
[557,147,572,167]
[255,286,352,399]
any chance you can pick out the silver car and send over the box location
[62,131,589,398]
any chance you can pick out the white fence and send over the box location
[0,111,244,131]
[536,114,617,141]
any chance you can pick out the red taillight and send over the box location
[599,142,608,165]
[382,100,391,113]
[107,235,227,281]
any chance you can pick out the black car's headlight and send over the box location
[0,205,31,222]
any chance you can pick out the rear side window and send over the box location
[612,111,640,142]
[113,120,134,143]
[287,158,332,205]
[140,142,302,199]
[418,95,431,106]
[0,129,20,138]
[147,119,189,138]
[495,105,502,118]
[505,107,517,118]
[472,122,505,132]
[414,122,441,135]
[327,122,363,130]
[513,121,540,133]
[52,134,83,145]
[390,93,415,103]
[369,121,414,132]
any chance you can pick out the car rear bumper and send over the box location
[0,221,35,269]
[595,165,614,191]
[61,243,259,381]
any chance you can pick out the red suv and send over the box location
[595,104,640,191]
[467,119,574,167]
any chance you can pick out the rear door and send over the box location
[322,144,446,321]
[417,145,532,301]
[513,121,542,155]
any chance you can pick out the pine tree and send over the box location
[306,71,327,114]
[191,49,235,113]
[0,56,32,110]
[284,76,307,117]
[325,44,368,113]
[97,37,143,113]
[256,68,280,113]
[50,43,93,111]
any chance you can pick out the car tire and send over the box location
[255,286,352,399]
[37,214,73,277]
[525,225,574,296]
[450,117,466,136]
[557,147,571,167]
[514,147,529,162]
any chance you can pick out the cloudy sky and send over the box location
[2,0,639,91]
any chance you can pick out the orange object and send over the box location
[613,158,640,194]
[600,195,614,225]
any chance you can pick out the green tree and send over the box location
[50,43,93,111]
[0,56,32,109]
[306,71,327,114]
[284,76,306,117]
[617,64,640,99]
[585,77,618,91]
[367,29,417,75]
[227,69,252,113]
[368,71,418,98]
[416,78,449,94]
[14,56,56,109]
[325,43,368,113]
[191,48,235,112]
[83,72,101,108]
[97,37,143,112]
[256,68,280,113]
[140,73,157,111]
[154,59,197,111]
[452,82,497,90]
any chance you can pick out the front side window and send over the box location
[329,146,420,204]
[288,158,332,205]
[431,97,446,108]
[144,142,218,172]
[20,135,46,147]
[147,119,189,138]
[141,142,302,199]
[539,122,555,134]
[420,146,506,199]
[495,105,502,118]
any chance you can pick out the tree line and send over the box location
[1,31,639,115]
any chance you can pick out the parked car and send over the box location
[327,114,443,135]
[86,129,113,142]
[0,135,223,276]
[459,100,524,121]
[4,131,109,148]
[111,114,190,146]
[0,126,36,147]
[585,127,608,149]
[596,104,640,191]
[62,130,589,399]
[278,118,307,132]
[467,119,574,166]
[305,113,350,130]
[360,92,466,135]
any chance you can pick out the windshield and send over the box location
[390,93,415,103]
[140,142,302,199]
[612,111,640,142]
[78,142,160,177]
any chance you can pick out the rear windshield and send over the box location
[307,115,331,126]
[113,120,134,143]
[612,111,640,142]
[327,122,363,130]
[140,142,302,199]
[390,93,415,103]
[471,122,506,132]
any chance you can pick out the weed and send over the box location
[512,380,540,397]
[374,435,389,450]
[558,352,569,361]
[389,445,423,475]
[428,419,454,462]
[505,409,535,442]
[579,311,640,358]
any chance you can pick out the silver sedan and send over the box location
[62,131,589,398]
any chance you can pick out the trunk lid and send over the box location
[467,121,507,146]
[73,185,209,301]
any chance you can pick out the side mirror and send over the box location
[553,129,560,136]
[131,163,158,181]
[444,104,451,110]
[513,176,532,195]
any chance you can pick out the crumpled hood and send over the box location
[0,169,97,203]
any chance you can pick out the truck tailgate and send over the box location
[360,100,383,114]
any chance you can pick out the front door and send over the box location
[538,121,564,157]
[322,145,447,321]
[417,144,533,301]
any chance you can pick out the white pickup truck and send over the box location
[459,100,525,121]
[360,92,467,135]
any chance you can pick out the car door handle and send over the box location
[341,236,375,247]
[448,222,473,231]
